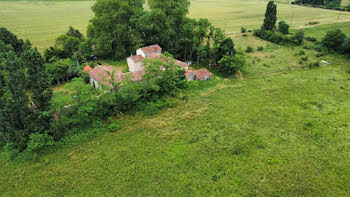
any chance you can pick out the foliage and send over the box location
[246,46,254,53]
[45,58,79,84]
[87,0,144,59]
[241,27,247,33]
[278,21,290,35]
[254,29,304,46]
[217,51,247,76]
[0,27,24,54]
[322,29,346,52]
[216,38,236,62]
[292,30,305,46]
[262,1,277,31]
[21,41,53,132]
[1,51,32,152]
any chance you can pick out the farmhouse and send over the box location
[89,65,143,89]
[127,45,189,72]
[89,44,213,88]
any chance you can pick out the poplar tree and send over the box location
[21,41,53,132]
[262,1,277,31]
[2,51,32,151]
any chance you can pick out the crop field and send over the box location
[1,0,350,51]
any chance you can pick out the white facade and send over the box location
[90,77,99,88]
[127,57,144,72]
[136,49,146,58]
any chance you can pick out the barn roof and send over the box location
[130,55,144,63]
[193,68,214,80]
[139,44,162,54]
[90,66,144,88]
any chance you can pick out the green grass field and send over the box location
[1,0,350,51]
[1,0,350,196]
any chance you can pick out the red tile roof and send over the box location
[194,68,214,80]
[184,70,194,76]
[139,44,162,54]
[90,66,144,88]
[130,55,144,63]
[83,65,92,73]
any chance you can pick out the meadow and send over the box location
[1,0,350,196]
[1,0,350,51]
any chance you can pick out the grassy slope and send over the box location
[1,29,350,195]
[1,0,350,51]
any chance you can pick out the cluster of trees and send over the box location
[254,1,304,46]
[0,28,53,156]
[321,29,350,55]
[0,28,188,160]
[43,27,93,85]
[87,0,233,66]
[292,0,342,9]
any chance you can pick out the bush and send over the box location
[309,61,320,69]
[297,50,305,55]
[278,21,290,35]
[322,29,346,52]
[241,27,247,33]
[308,21,320,25]
[341,37,350,55]
[24,133,54,157]
[246,46,254,53]
[305,36,318,42]
[217,51,247,76]
[257,46,264,51]
[301,56,308,61]
[292,30,304,46]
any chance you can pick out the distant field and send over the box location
[1,0,350,51]
[342,0,350,6]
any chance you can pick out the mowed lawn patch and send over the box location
[2,0,350,51]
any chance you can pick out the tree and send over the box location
[0,27,24,54]
[341,37,350,56]
[216,38,236,62]
[292,30,304,46]
[262,1,277,31]
[87,0,145,59]
[1,51,32,152]
[21,41,53,132]
[66,26,83,39]
[322,29,346,52]
[217,51,246,76]
[278,21,289,35]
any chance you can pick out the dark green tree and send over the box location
[262,1,277,31]
[278,21,290,35]
[87,0,145,59]
[66,26,83,39]
[0,27,24,54]
[21,41,53,132]
[216,38,236,62]
[1,51,32,152]
[322,29,346,52]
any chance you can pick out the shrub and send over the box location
[292,30,304,46]
[301,56,308,61]
[309,61,320,69]
[246,46,254,53]
[297,50,305,55]
[257,46,264,51]
[305,36,318,42]
[217,51,247,76]
[25,133,54,156]
[308,21,320,25]
[278,21,290,35]
[322,29,346,52]
[341,37,350,55]
[241,27,247,33]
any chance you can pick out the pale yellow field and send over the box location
[1,0,350,51]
